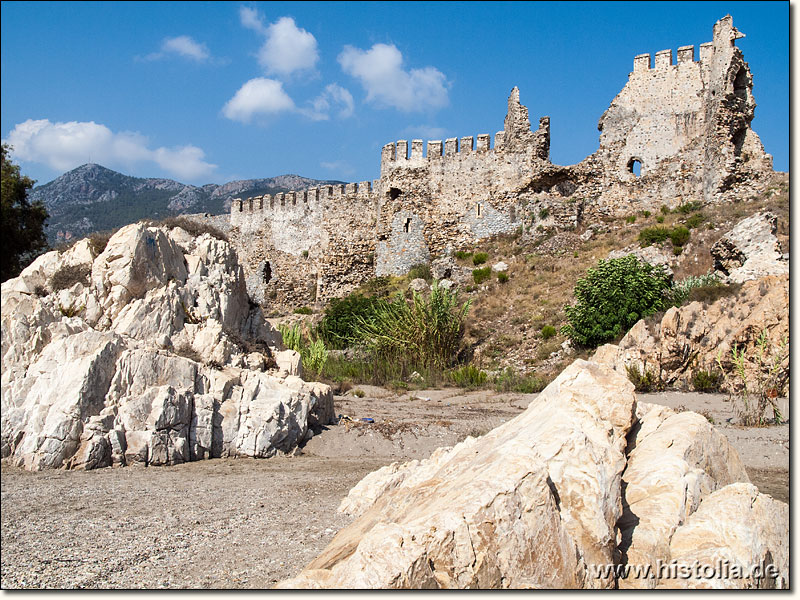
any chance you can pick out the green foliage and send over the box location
[317,294,383,349]
[472,266,491,284]
[454,250,473,260]
[294,306,313,315]
[493,368,546,393]
[626,215,636,224]
[692,369,722,393]
[541,325,557,340]
[538,207,550,220]
[668,272,721,306]
[353,388,365,398]
[642,210,651,218]
[354,282,471,371]
[279,322,304,352]
[626,364,659,392]
[302,250,309,258]
[561,255,672,348]
[672,245,684,256]
[50,264,90,292]
[407,263,432,282]
[660,205,670,215]
[57,300,85,318]
[447,365,488,388]
[497,271,509,284]
[668,226,690,247]
[675,201,702,214]
[472,252,488,266]
[656,215,665,223]
[685,213,705,229]
[1,144,49,282]
[303,338,329,375]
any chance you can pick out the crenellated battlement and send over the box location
[632,36,721,73]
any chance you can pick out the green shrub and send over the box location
[692,369,722,393]
[278,323,304,352]
[675,201,702,214]
[473,266,491,284]
[626,364,659,392]
[354,282,470,371]
[561,255,672,348]
[668,272,721,306]
[472,252,488,265]
[318,294,383,349]
[668,226,690,247]
[626,215,636,224]
[656,215,665,223]
[660,205,670,215]
[541,325,557,340]
[493,368,546,393]
[454,250,473,260]
[497,271,509,284]
[643,210,651,218]
[302,250,309,258]
[447,365,488,388]
[407,263,432,282]
[353,388,365,398]
[50,264,90,292]
[538,207,550,220]
[672,245,683,256]
[294,306,313,315]
[638,226,672,246]
[685,213,705,229]
[303,338,329,375]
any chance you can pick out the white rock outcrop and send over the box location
[711,212,788,283]
[1,223,334,470]
[279,360,637,589]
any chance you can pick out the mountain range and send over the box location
[29,163,344,244]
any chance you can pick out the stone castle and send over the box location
[228,16,775,309]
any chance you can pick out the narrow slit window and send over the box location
[404,218,412,233]
[476,203,483,218]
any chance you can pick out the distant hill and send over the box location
[29,164,344,244]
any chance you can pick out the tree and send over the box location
[1,144,48,282]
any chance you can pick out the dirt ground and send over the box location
[1,387,788,589]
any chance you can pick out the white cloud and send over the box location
[239,6,267,35]
[239,8,318,77]
[403,125,449,139]
[222,77,296,123]
[144,35,211,62]
[301,84,355,121]
[4,119,217,181]
[338,43,449,112]
[320,160,355,176]
[259,17,319,76]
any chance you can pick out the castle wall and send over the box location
[229,15,775,310]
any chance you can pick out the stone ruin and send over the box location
[228,16,775,309]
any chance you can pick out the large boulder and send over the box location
[593,274,788,393]
[616,403,750,588]
[1,223,335,471]
[660,483,788,589]
[711,212,788,283]
[278,360,637,589]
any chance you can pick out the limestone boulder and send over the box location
[617,403,750,589]
[1,223,336,471]
[408,278,429,293]
[711,212,788,283]
[278,360,637,589]
[659,483,788,589]
[593,274,788,393]
[607,245,675,278]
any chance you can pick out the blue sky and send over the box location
[1,1,789,187]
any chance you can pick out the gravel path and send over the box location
[1,388,788,589]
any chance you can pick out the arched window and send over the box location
[627,157,643,177]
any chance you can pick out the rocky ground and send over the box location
[1,385,787,589]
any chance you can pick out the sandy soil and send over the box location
[1,387,788,589]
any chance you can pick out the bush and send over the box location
[354,282,470,370]
[50,264,91,292]
[541,325,557,340]
[472,266,491,284]
[497,271,509,284]
[692,369,722,393]
[668,272,721,306]
[668,226,690,247]
[454,250,473,260]
[294,306,313,315]
[561,255,672,348]
[407,263,432,282]
[685,213,705,229]
[643,210,651,218]
[626,364,659,392]
[660,205,670,215]
[626,215,636,224]
[318,294,383,349]
[538,207,550,220]
[656,215,665,223]
[88,230,114,255]
[638,226,671,246]
[493,368,546,393]
[447,365,487,388]
[675,201,702,214]
[472,252,488,266]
